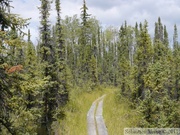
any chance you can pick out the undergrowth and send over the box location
[57,85,107,135]
[56,86,142,135]
[103,88,142,135]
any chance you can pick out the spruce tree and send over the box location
[153,18,169,62]
[173,24,178,50]
[172,24,180,100]
[81,0,90,27]
[0,1,29,134]
[163,25,169,48]
[38,0,57,134]
[55,0,68,106]
[133,21,153,100]
[24,30,43,111]
[79,0,91,82]
[154,17,164,42]
[118,24,131,94]
[88,18,99,86]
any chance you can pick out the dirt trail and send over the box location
[87,95,108,135]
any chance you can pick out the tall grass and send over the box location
[56,87,141,135]
[57,86,107,135]
[103,88,142,135]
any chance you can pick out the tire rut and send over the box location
[87,95,108,135]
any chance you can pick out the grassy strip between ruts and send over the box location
[57,86,109,135]
[103,88,142,135]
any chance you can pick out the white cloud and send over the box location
[10,0,180,44]
[11,0,40,44]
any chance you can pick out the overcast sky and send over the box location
[11,0,180,44]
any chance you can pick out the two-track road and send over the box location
[87,95,108,135]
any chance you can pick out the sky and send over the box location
[11,0,180,44]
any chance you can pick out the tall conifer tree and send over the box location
[79,0,91,82]
[134,21,153,100]
[173,24,180,100]
[38,0,57,134]
[55,0,68,106]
